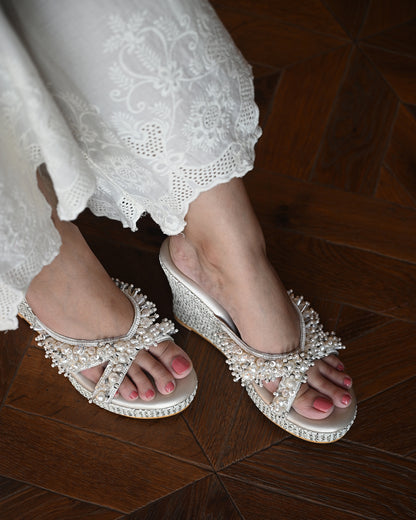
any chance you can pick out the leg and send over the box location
[26,173,193,402]
[169,178,353,419]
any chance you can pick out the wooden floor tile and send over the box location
[5,346,208,468]
[311,48,397,194]
[375,165,416,208]
[0,407,208,513]
[245,170,416,264]
[336,305,393,343]
[221,439,416,519]
[348,378,416,457]
[384,104,416,203]
[359,0,416,38]
[222,475,366,520]
[341,320,416,402]
[213,0,347,37]
[180,333,245,468]
[256,46,350,178]
[323,0,369,38]
[0,484,120,520]
[0,321,31,405]
[362,18,416,58]
[261,227,416,322]
[253,65,281,126]
[127,475,240,519]
[216,7,345,69]
[361,44,416,104]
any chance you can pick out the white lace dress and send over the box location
[0,0,261,330]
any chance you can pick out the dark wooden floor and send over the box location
[1,1,416,518]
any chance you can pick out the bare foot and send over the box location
[26,219,193,402]
[169,232,353,420]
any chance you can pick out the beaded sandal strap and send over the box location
[18,281,177,405]
[215,292,344,418]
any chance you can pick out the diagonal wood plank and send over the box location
[126,475,241,519]
[362,18,416,58]
[341,320,416,402]
[311,48,398,194]
[348,377,416,457]
[336,305,393,343]
[212,0,348,37]
[0,407,208,513]
[323,0,369,39]
[375,165,416,209]
[215,6,346,68]
[221,439,416,519]
[361,44,416,105]
[255,46,351,178]
[5,346,209,468]
[359,0,416,38]
[0,484,120,520]
[222,474,368,520]
[384,104,416,203]
[246,170,416,264]
[260,226,416,322]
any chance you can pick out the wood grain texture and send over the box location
[246,170,416,263]
[221,439,416,519]
[262,227,416,322]
[323,0,369,38]
[0,486,120,520]
[0,319,32,405]
[0,407,208,513]
[384,104,416,203]
[256,46,350,178]
[5,347,208,468]
[126,475,240,520]
[222,475,367,520]
[341,320,416,401]
[311,49,397,194]
[336,305,393,343]
[359,0,416,38]
[362,18,416,57]
[212,0,348,37]
[348,378,416,457]
[215,7,345,68]
[375,165,416,208]
[362,44,416,104]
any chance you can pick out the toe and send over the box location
[125,363,156,401]
[81,365,104,384]
[134,349,177,395]
[148,340,193,379]
[293,385,335,419]
[308,361,353,408]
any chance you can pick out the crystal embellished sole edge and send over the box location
[69,374,197,419]
[160,253,356,443]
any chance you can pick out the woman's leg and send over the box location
[169,178,353,419]
[26,173,193,402]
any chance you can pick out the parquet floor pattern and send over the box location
[1,1,415,518]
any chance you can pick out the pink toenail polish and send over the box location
[343,377,352,388]
[165,381,175,393]
[129,391,139,400]
[145,389,155,400]
[337,362,345,372]
[313,397,333,412]
[172,356,190,374]
[342,394,351,406]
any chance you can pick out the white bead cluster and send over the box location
[27,281,176,405]
[216,292,344,418]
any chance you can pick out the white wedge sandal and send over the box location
[160,239,356,443]
[19,279,197,419]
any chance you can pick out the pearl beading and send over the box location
[215,292,344,417]
[18,280,176,407]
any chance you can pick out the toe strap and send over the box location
[215,292,345,418]
[90,333,174,404]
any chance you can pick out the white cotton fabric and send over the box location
[0,0,261,330]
